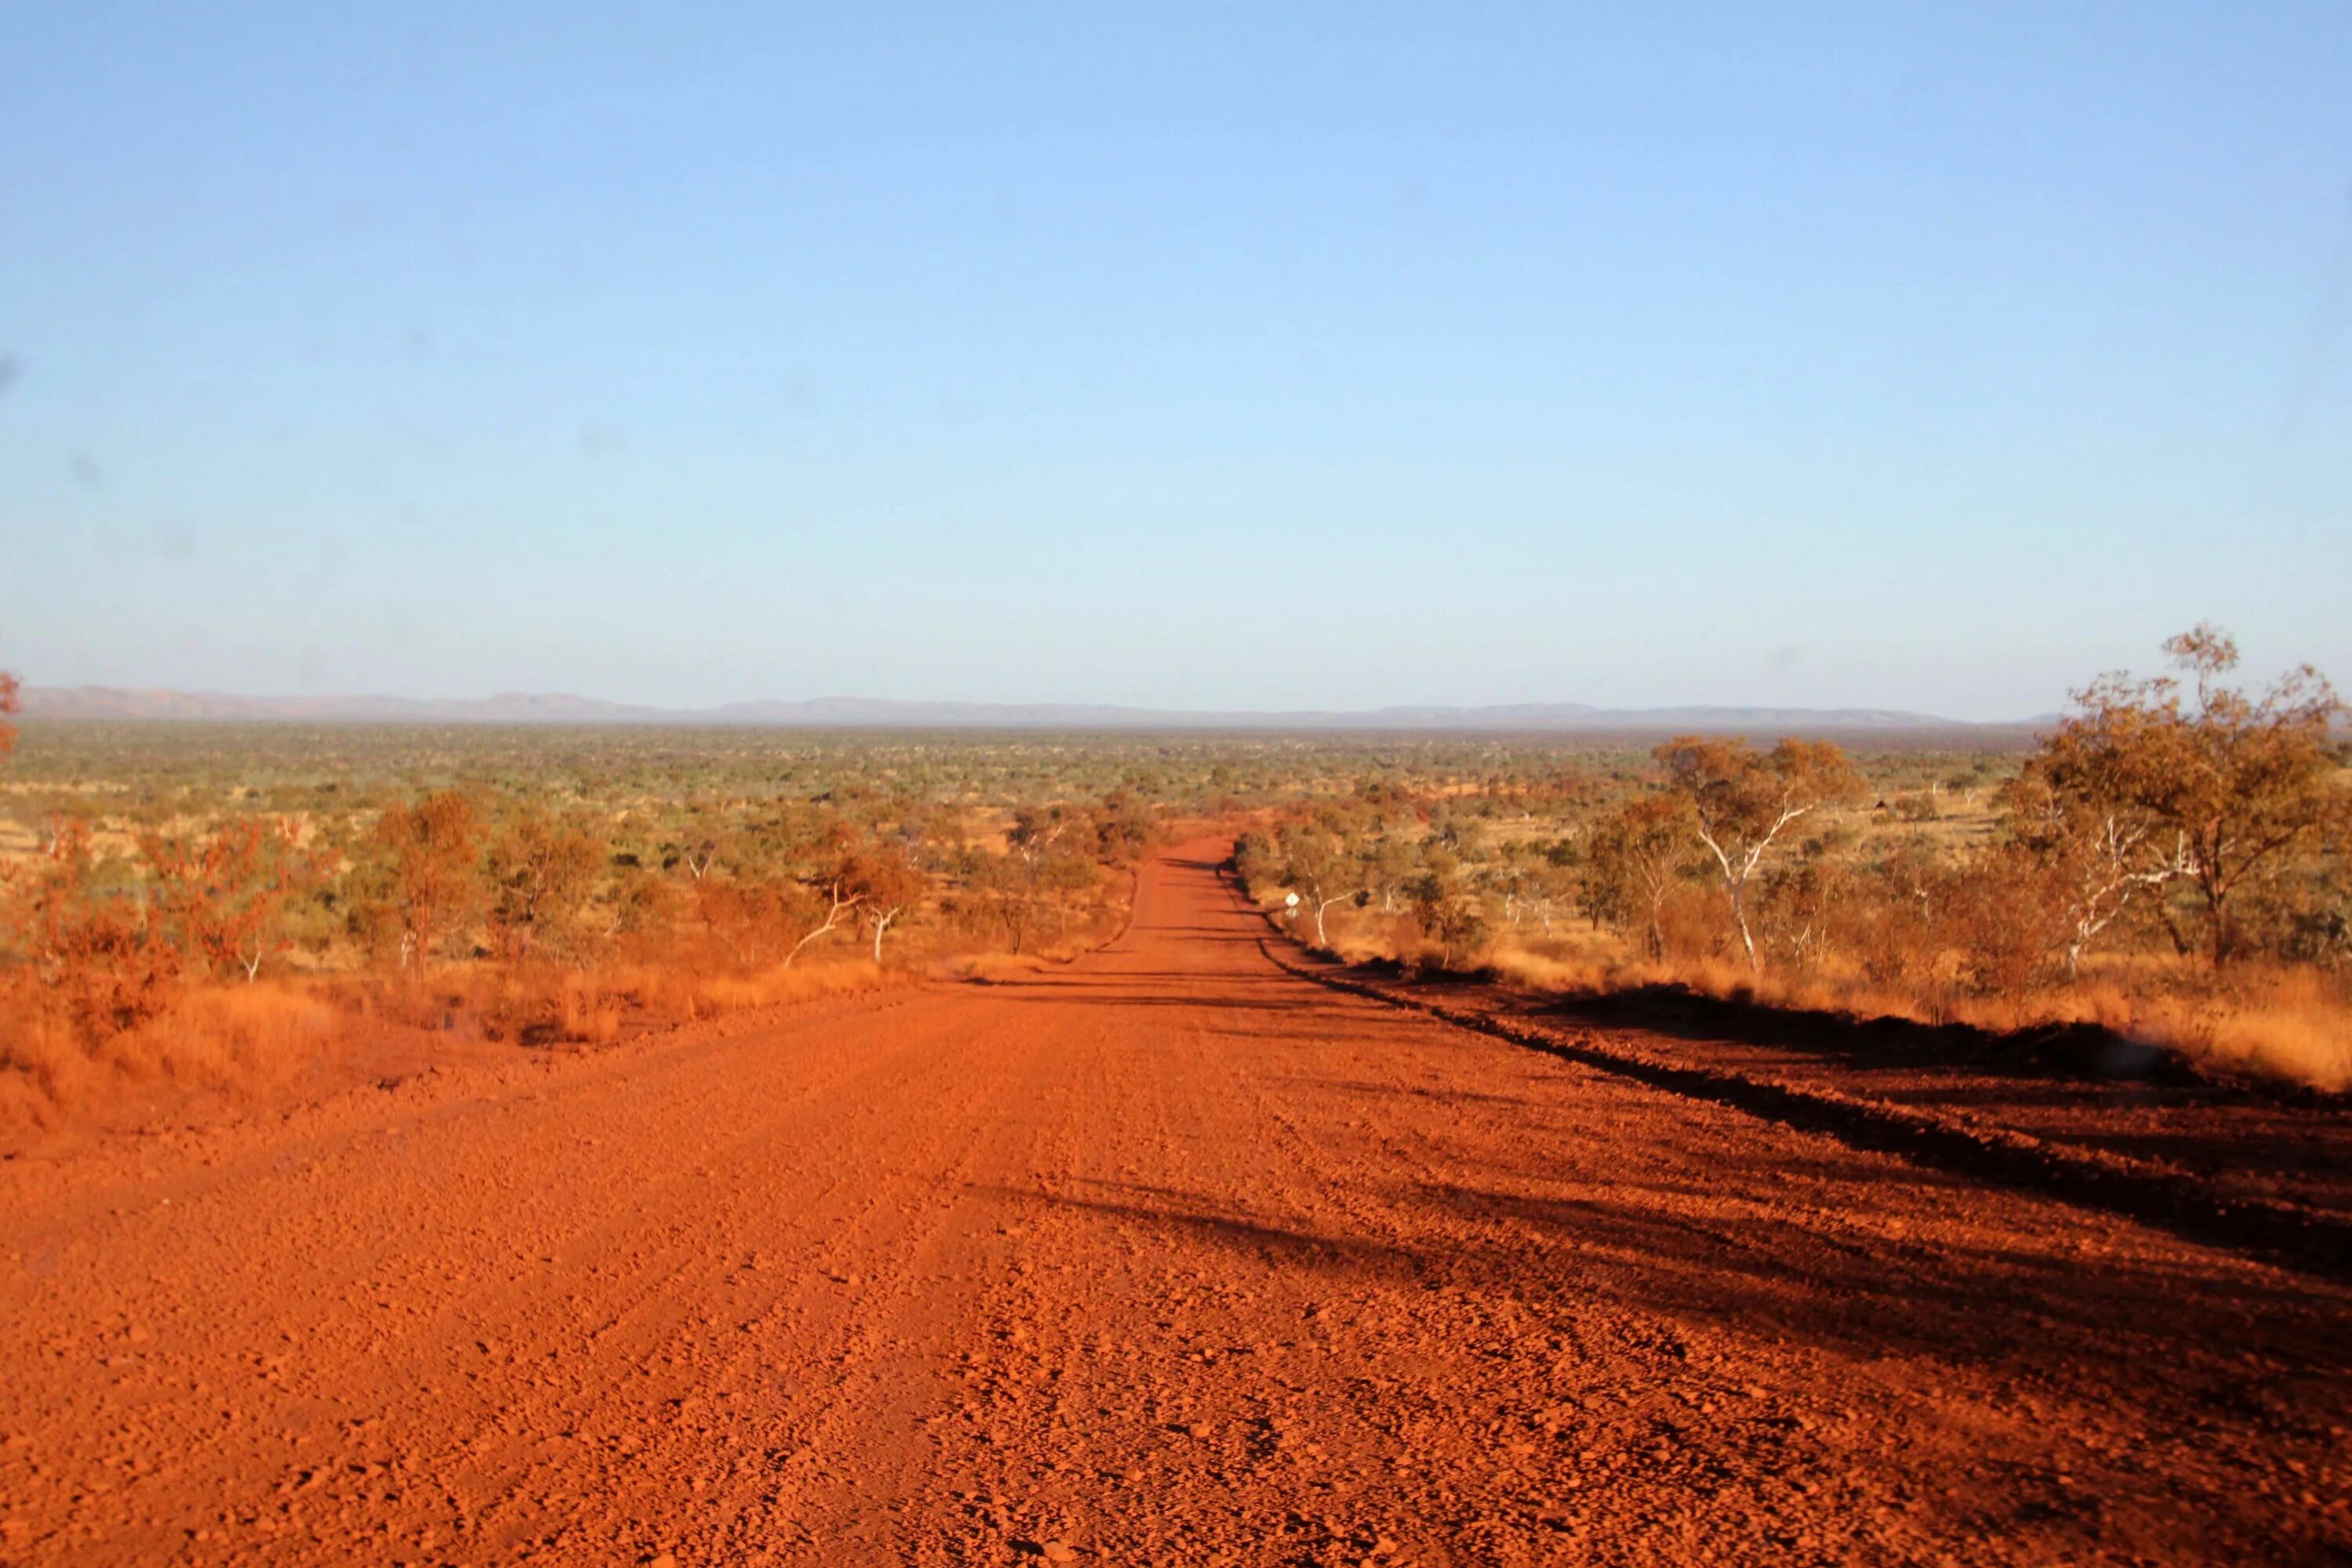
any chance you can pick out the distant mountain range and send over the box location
[16,685,2021,733]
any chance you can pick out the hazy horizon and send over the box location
[19,679,2044,728]
[6,4,2350,720]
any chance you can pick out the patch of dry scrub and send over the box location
[0,765,1151,1135]
[0,978,336,1131]
[329,957,901,1048]
[1294,913,2352,1091]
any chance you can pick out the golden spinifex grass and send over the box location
[0,978,336,1125]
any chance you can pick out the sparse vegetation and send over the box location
[0,721,1175,1124]
[4,627,2348,1126]
[1235,630,2352,1091]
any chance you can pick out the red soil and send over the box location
[2,841,2347,1564]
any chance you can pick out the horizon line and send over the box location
[14,682,2060,732]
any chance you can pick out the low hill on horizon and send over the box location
[16,684,2033,733]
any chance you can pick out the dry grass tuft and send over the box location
[0,996,100,1110]
[2124,971,2352,1093]
[104,982,339,1090]
[949,953,1057,984]
[688,960,893,1014]
[0,980,338,1136]
[336,955,903,1046]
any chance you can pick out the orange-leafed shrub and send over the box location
[5,820,182,1040]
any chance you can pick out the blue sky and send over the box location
[4,3,2347,719]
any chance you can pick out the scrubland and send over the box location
[1232,629,2352,1092]
[0,724,1185,1138]
[2,624,2347,1145]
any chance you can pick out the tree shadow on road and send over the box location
[975,1170,2352,1432]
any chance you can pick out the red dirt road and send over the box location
[4,843,2348,1565]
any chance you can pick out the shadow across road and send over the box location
[974,1171,2350,1430]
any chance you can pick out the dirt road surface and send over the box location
[4,842,2347,1565]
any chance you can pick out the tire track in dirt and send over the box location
[450,996,1043,1562]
